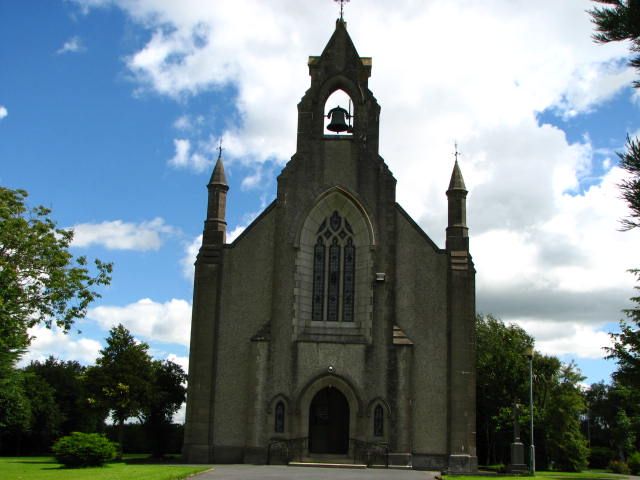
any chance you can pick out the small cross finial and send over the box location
[217,138,223,160]
[454,141,461,162]
[334,0,350,21]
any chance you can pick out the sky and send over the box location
[1,0,639,422]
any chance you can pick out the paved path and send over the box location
[192,465,439,480]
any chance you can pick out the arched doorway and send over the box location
[308,387,350,454]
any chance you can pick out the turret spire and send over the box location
[448,159,467,192]
[446,154,469,251]
[209,142,228,187]
[203,141,229,245]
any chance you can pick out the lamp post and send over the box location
[525,346,535,476]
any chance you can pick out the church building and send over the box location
[183,17,477,472]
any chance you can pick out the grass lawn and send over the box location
[448,471,626,480]
[0,456,210,480]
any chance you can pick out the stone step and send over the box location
[289,461,367,469]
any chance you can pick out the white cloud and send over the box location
[168,138,212,172]
[0,105,7,120]
[167,353,189,372]
[511,319,613,360]
[88,298,192,346]
[56,36,86,55]
[71,217,176,251]
[180,210,261,280]
[73,0,640,362]
[173,114,204,131]
[240,164,264,190]
[19,325,102,366]
[181,234,201,279]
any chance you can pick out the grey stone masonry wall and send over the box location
[182,18,477,473]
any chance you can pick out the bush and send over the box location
[608,459,630,475]
[52,432,117,467]
[628,452,640,475]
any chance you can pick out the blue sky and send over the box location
[2,1,640,415]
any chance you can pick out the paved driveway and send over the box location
[193,465,439,480]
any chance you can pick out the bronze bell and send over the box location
[326,105,352,133]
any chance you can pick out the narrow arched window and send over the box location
[275,401,285,433]
[311,211,356,323]
[374,405,384,437]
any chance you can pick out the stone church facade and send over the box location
[183,19,477,472]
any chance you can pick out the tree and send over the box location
[476,315,590,470]
[542,363,589,471]
[20,371,62,454]
[591,1,640,87]
[0,187,112,372]
[0,370,30,454]
[86,324,153,448]
[590,1,640,229]
[606,270,640,389]
[24,357,104,435]
[142,360,186,458]
[476,314,533,465]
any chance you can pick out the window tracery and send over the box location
[311,210,356,323]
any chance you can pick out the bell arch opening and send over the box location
[324,89,354,135]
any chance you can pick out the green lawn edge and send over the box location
[0,456,211,480]
[445,471,630,480]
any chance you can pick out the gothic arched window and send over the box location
[373,405,384,437]
[275,401,285,433]
[312,211,356,322]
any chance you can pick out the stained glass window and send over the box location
[312,238,325,322]
[311,210,356,323]
[343,238,355,322]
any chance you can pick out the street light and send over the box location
[525,346,535,476]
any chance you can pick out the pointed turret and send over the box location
[203,148,229,245]
[209,154,228,186]
[446,160,468,251]
[448,160,467,192]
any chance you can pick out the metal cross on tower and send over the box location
[454,141,461,162]
[217,138,223,160]
[334,0,350,21]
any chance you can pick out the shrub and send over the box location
[52,432,117,467]
[608,459,630,475]
[628,452,640,475]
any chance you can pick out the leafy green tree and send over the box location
[612,408,636,460]
[0,370,30,454]
[476,314,533,465]
[584,382,640,465]
[0,187,112,373]
[143,360,187,458]
[542,363,589,471]
[606,270,640,389]
[476,315,591,470]
[21,371,63,454]
[24,357,105,435]
[86,324,153,448]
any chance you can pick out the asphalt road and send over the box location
[192,465,439,480]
